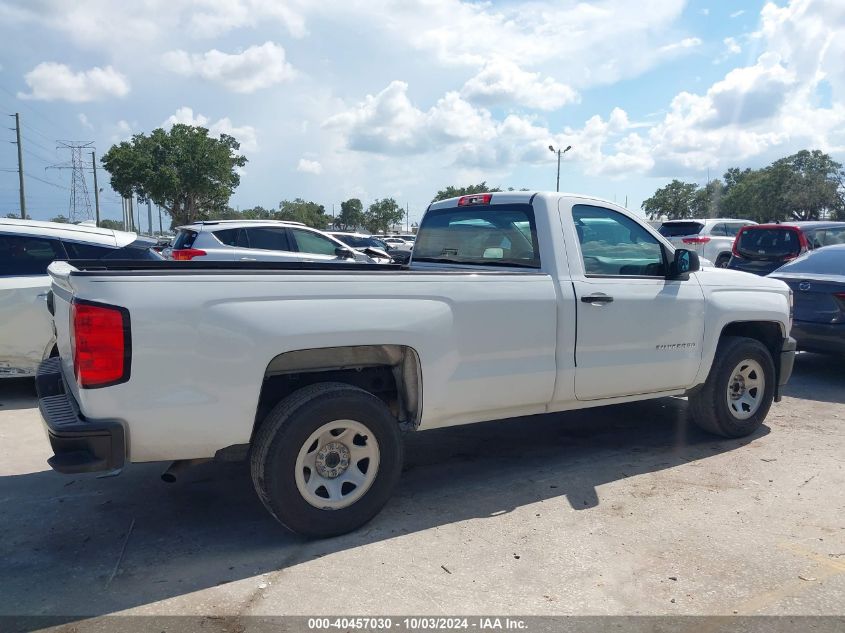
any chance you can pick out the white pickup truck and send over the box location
[37,192,796,537]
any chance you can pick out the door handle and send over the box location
[581,294,614,304]
[36,292,49,299]
[240,257,257,261]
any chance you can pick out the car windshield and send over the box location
[659,222,704,237]
[736,227,802,259]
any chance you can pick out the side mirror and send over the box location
[335,247,354,259]
[668,248,700,279]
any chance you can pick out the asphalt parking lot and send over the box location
[0,353,843,625]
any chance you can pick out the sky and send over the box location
[0,0,844,228]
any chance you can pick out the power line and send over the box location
[27,172,69,190]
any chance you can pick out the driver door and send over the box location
[570,204,705,400]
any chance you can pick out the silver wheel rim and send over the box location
[726,358,765,420]
[294,419,380,510]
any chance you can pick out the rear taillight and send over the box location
[834,292,845,301]
[681,236,711,244]
[171,248,206,261]
[72,301,131,388]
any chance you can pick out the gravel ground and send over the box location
[0,352,842,628]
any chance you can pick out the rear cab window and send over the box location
[413,204,540,268]
[659,222,704,237]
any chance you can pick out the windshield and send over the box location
[413,203,539,268]
[736,227,802,259]
[659,222,704,237]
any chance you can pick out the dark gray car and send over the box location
[769,245,845,354]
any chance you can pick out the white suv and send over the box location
[659,218,757,268]
[0,218,158,377]
[164,220,383,263]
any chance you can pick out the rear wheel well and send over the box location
[252,345,421,441]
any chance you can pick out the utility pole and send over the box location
[13,113,26,219]
[136,196,142,234]
[158,204,163,235]
[128,196,134,232]
[548,144,572,192]
[91,152,101,227]
[147,200,153,236]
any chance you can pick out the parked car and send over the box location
[728,221,845,275]
[769,244,845,354]
[327,231,395,263]
[37,191,795,537]
[0,218,159,378]
[164,220,381,264]
[381,236,413,252]
[659,218,756,267]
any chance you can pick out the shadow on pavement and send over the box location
[0,378,37,412]
[0,396,768,622]
[781,352,845,405]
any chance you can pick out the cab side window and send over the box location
[572,205,665,277]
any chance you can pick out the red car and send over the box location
[727,221,845,275]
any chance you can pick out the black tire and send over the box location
[250,382,403,538]
[715,253,731,268]
[689,336,776,438]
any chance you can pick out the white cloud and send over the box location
[296,158,323,174]
[700,8,710,16]
[78,113,93,129]
[659,37,702,54]
[460,59,578,111]
[723,37,742,55]
[324,80,639,177]
[18,62,130,102]
[162,41,296,93]
[163,107,258,152]
[730,10,745,18]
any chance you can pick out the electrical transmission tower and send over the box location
[49,141,95,223]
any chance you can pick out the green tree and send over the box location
[276,198,330,228]
[101,124,247,228]
[337,198,365,230]
[641,180,698,220]
[365,198,404,234]
[432,182,501,202]
[99,219,125,230]
[50,215,70,223]
[772,150,844,220]
[691,180,724,218]
[241,205,273,220]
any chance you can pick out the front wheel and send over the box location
[689,336,775,438]
[250,382,403,538]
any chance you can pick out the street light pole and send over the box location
[548,144,572,192]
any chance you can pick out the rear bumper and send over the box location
[791,321,845,355]
[775,336,797,402]
[36,358,126,474]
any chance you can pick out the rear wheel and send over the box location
[689,336,775,438]
[250,382,403,538]
[715,253,731,268]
